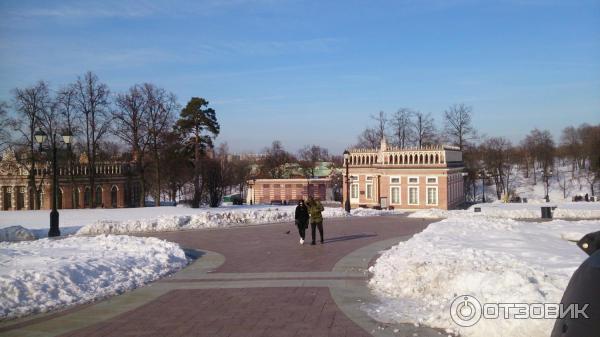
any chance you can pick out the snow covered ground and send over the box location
[0,205,403,240]
[0,235,187,320]
[408,201,600,219]
[475,162,596,204]
[368,216,600,337]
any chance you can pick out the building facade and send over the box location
[343,139,465,210]
[246,178,333,204]
[0,150,142,211]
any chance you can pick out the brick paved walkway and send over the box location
[0,215,439,337]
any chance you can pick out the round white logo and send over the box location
[450,295,482,327]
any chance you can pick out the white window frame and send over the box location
[350,183,360,201]
[408,176,419,184]
[366,182,373,200]
[426,176,438,184]
[390,176,401,184]
[390,186,401,204]
[408,186,419,205]
[426,186,438,206]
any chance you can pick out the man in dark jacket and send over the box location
[294,200,309,244]
[307,196,325,245]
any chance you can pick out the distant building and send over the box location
[343,139,464,210]
[0,149,142,211]
[246,178,333,204]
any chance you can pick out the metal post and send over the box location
[49,135,60,237]
[481,174,486,203]
[344,158,350,213]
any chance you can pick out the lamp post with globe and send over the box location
[34,128,72,237]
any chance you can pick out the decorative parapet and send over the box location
[345,140,462,167]
[0,158,136,177]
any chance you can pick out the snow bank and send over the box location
[75,206,402,236]
[368,217,600,337]
[0,235,187,320]
[408,202,600,219]
[0,226,35,242]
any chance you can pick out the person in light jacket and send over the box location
[307,196,325,245]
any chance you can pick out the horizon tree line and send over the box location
[0,72,227,208]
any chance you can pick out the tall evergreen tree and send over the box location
[176,97,220,208]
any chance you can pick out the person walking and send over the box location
[294,199,309,244]
[307,196,325,245]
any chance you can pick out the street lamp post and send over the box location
[542,168,553,202]
[479,170,488,203]
[34,129,72,237]
[343,150,351,213]
[251,178,256,205]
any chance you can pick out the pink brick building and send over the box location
[343,139,465,210]
[246,178,332,205]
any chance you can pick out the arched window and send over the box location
[37,189,44,209]
[17,187,25,210]
[73,188,80,209]
[95,186,103,208]
[57,188,63,209]
[2,187,12,210]
[84,187,91,208]
[111,186,118,208]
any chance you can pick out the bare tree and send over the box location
[260,140,294,179]
[72,72,112,208]
[480,137,514,200]
[204,157,225,207]
[0,102,11,152]
[298,145,330,178]
[413,111,436,148]
[579,124,600,195]
[10,81,52,209]
[390,108,413,148]
[556,167,571,199]
[560,126,581,177]
[114,84,148,206]
[141,83,178,206]
[443,103,476,150]
[370,111,387,142]
[356,127,380,148]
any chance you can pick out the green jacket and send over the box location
[307,199,324,223]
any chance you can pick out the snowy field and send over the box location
[0,205,403,241]
[368,216,600,337]
[0,235,187,320]
[408,201,600,219]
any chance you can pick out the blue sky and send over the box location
[1,0,599,154]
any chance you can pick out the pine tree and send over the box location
[176,97,220,208]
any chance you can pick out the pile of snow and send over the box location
[76,206,403,236]
[368,217,600,337]
[408,202,600,219]
[0,226,35,242]
[0,235,187,320]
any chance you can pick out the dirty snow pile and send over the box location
[368,216,600,337]
[409,201,600,219]
[0,226,35,242]
[75,206,402,236]
[0,235,188,320]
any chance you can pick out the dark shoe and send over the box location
[311,242,316,245]
[321,240,324,244]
